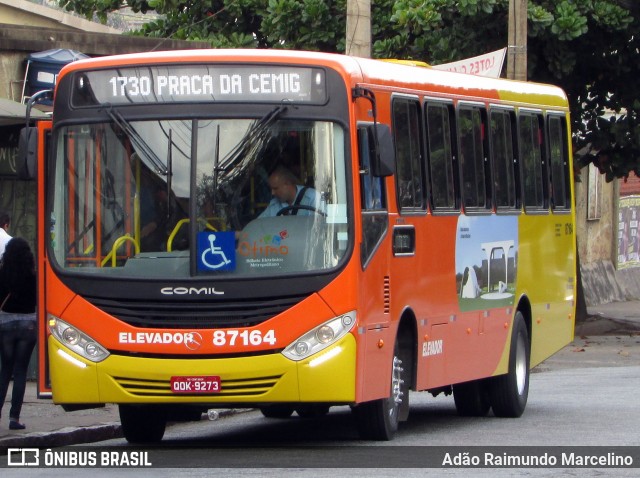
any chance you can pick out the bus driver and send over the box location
[258,165,323,218]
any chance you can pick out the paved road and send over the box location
[1,329,638,448]
[3,333,639,476]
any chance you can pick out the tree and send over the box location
[371,0,640,182]
[58,0,347,51]
[59,0,640,180]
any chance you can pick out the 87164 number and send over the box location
[212,329,276,347]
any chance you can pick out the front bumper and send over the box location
[48,333,356,405]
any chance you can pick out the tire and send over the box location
[295,405,330,418]
[453,379,491,416]
[489,312,530,417]
[119,404,167,444]
[353,341,407,440]
[260,404,295,418]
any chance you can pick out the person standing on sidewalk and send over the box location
[0,212,11,259]
[0,237,37,430]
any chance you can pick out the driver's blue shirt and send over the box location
[258,185,322,218]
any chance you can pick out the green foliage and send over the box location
[551,2,588,40]
[59,0,640,180]
[59,1,343,49]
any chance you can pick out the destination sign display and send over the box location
[76,65,327,105]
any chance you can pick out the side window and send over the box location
[392,98,425,211]
[490,109,518,210]
[548,115,570,210]
[358,126,386,210]
[519,112,546,210]
[425,102,457,210]
[358,125,388,268]
[458,106,489,210]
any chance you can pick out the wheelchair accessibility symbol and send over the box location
[197,231,235,271]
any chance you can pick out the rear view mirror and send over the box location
[17,127,38,180]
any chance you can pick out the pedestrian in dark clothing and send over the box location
[0,237,37,430]
[0,212,11,259]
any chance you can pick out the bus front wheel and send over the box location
[353,342,407,440]
[489,312,530,417]
[119,404,167,443]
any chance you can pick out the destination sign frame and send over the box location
[75,64,327,106]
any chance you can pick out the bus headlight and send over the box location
[48,315,110,363]
[282,312,356,361]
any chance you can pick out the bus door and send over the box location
[25,120,54,397]
[356,122,395,401]
[37,123,143,396]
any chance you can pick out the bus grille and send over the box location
[85,294,308,329]
[112,374,282,398]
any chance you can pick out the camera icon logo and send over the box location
[7,448,39,466]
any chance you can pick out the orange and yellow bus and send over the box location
[25,49,576,443]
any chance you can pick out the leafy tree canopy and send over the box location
[58,0,640,180]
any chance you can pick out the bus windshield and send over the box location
[49,117,349,278]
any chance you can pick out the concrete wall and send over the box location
[575,165,640,305]
[574,165,618,264]
[0,51,26,101]
[580,260,640,306]
[0,0,120,33]
[0,24,210,57]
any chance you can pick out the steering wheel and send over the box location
[276,205,326,217]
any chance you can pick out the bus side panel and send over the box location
[518,214,576,367]
[357,323,395,402]
[411,214,521,389]
[410,214,459,390]
[420,323,450,388]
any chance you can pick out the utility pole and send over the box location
[507,0,527,80]
[346,0,371,58]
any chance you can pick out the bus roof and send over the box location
[59,49,569,109]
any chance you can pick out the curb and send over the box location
[0,409,251,449]
[0,423,122,448]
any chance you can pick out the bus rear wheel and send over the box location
[453,379,491,416]
[296,404,330,418]
[119,404,167,443]
[353,343,407,440]
[489,312,530,417]
[260,404,295,418]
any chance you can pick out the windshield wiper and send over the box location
[216,104,288,182]
[102,105,168,175]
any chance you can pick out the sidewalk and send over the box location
[0,391,122,448]
[1,300,640,449]
[577,300,640,336]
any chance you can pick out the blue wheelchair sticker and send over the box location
[197,231,236,271]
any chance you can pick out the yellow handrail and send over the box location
[101,234,140,267]
[167,218,219,251]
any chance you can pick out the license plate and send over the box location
[170,376,221,394]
